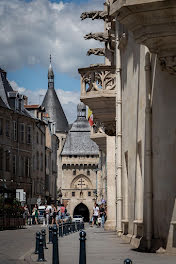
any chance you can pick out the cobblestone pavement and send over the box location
[1,224,176,264]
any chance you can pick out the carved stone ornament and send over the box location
[160,57,176,75]
[80,11,108,21]
[118,33,128,50]
[84,32,114,42]
[92,121,105,134]
[87,48,105,56]
[80,66,116,93]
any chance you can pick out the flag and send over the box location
[88,108,93,126]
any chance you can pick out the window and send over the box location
[5,150,10,171]
[0,118,3,135]
[25,157,30,177]
[41,153,43,171]
[27,126,32,144]
[6,120,10,137]
[12,155,16,175]
[36,131,39,144]
[37,152,39,170]
[13,121,17,141]
[73,170,76,176]
[0,148,3,170]
[87,170,90,176]
[19,123,25,143]
[21,156,24,176]
[33,155,35,171]
[88,191,91,197]
[72,192,75,197]
[41,133,43,145]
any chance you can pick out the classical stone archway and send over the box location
[73,203,90,222]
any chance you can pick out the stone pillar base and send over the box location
[104,220,116,231]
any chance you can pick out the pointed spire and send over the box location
[48,54,54,88]
[48,54,54,79]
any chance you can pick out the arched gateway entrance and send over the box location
[73,203,90,222]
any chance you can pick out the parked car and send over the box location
[72,215,84,223]
[38,205,46,224]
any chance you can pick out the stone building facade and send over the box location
[0,68,34,202]
[78,0,176,254]
[24,104,58,205]
[0,67,58,207]
[61,103,101,221]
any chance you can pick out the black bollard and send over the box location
[52,225,59,264]
[38,234,45,262]
[63,223,66,236]
[79,231,86,264]
[124,259,132,264]
[48,226,53,244]
[34,232,40,254]
[41,229,48,249]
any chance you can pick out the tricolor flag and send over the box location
[88,108,93,126]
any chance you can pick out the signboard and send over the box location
[16,189,26,202]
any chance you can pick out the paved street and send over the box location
[0,225,176,264]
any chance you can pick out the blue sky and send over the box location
[0,0,104,122]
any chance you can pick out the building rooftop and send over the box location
[41,56,69,133]
[61,103,99,156]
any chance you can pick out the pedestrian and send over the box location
[46,204,51,226]
[33,204,38,225]
[91,202,99,227]
[60,204,65,221]
[51,204,57,225]
[56,205,60,225]
[42,205,47,226]
[99,204,105,228]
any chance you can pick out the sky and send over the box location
[0,0,105,123]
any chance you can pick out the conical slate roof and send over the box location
[61,103,99,156]
[42,88,69,133]
[42,57,69,133]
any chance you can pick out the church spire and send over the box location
[48,54,54,89]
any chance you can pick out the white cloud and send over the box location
[0,0,104,76]
[9,80,80,123]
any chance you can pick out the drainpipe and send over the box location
[144,52,153,250]
[115,18,122,236]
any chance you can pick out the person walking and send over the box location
[60,204,65,221]
[33,204,38,225]
[99,204,105,228]
[91,202,99,227]
[46,205,50,226]
[51,204,57,225]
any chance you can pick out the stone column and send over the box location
[104,136,116,231]
[115,19,123,236]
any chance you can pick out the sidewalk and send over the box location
[23,225,176,264]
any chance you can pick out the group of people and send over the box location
[91,202,107,228]
[23,203,67,226]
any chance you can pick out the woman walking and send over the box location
[33,204,38,225]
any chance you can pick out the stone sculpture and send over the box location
[80,11,108,20]
[87,48,105,56]
[84,32,109,42]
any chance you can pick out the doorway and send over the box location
[73,203,90,222]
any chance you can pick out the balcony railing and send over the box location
[78,65,116,136]
[79,65,116,97]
